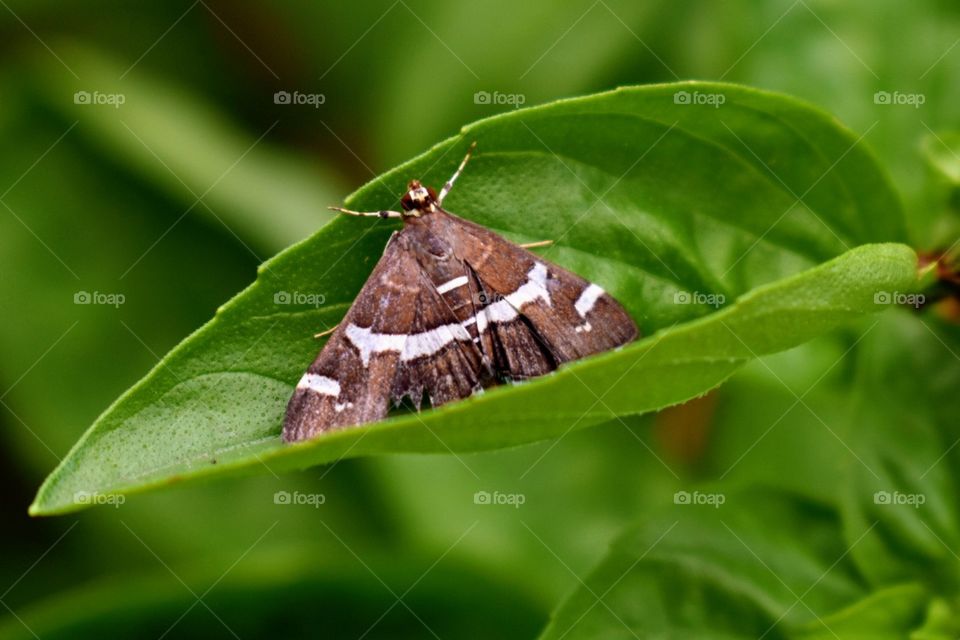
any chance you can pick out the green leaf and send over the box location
[0,547,544,640]
[0,83,257,469]
[658,311,960,637]
[838,315,960,589]
[538,489,867,639]
[704,311,960,591]
[911,597,960,640]
[31,83,915,515]
[921,130,960,185]
[28,44,342,252]
[793,583,929,640]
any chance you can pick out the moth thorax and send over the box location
[400,180,437,216]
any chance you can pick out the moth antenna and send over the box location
[437,141,477,205]
[520,240,553,249]
[314,324,338,339]
[329,206,402,219]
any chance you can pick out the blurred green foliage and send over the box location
[1,1,959,637]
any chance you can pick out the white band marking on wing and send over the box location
[345,263,552,366]
[436,275,468,294]
[296,373,341,397]
[574,283,605,318]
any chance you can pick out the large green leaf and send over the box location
[838,315,960,589]
[538,489,874,639]
[537,488,935,639]
[31,83,915,515]
[28,44,342,252]
[793,584,930,640]
[539,312,960,639]
[706,312,960,590]
[0,547,544,640]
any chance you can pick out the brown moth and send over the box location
[283,143,638,442]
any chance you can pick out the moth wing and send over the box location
[391,268,488,409]
[283,234,418,442]
[426,210,639,371]
[459,263,555,380]
[283,231,489,442]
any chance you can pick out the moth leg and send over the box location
[329,206,402,219]
[519,240,553,249]
[437,141,477,205]
[313,324,338,339]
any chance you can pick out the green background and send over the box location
[1,1,958,637]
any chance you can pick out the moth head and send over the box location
[400,180,437,216]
